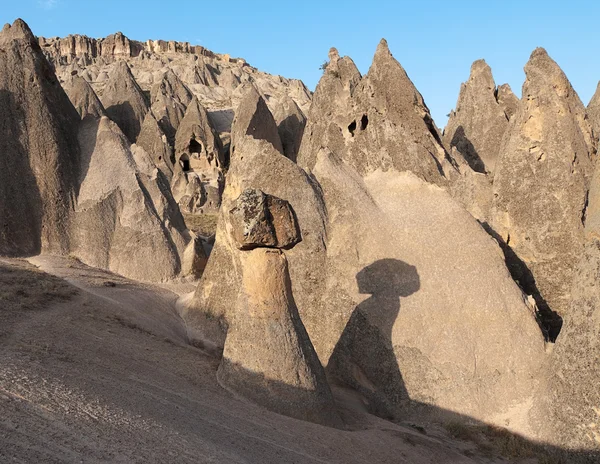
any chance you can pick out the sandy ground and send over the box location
[0,255,509,463]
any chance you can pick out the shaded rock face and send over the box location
[135,112,173,180]
[309,151,544,429]
[0,19,80,256]
[491,48,597,331]
[150,69,193,143]
[443,60,512,174]
[218,248,341,428]
[99,61,149,143]
[272,95,306,162]
[72,115,187,282]
[62,74,106,119]
[171,97,224,214]
[588,81,600,140]
[297,42,453,185]
[230,84,284,156]
[534,164,600,455]
[229,188,300,250]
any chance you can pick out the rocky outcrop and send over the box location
[217,194,339,427]
[230,84,284,156]
[150,69,193,143]
[496,83,519,121]
[0,19,80,256]
[99,61,149,143]
[297,42,453,185]
[588,81,600,140]
[171,96,224,214]
[443,60,511,174]
[72,114,188,282]
[62,74,106,119]
[135,112,173,180]
[534,162,600,457]
[491,48,596,330]
[272,95,306,161]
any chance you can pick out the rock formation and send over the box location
[534,161,600,457]
[62,74,106,119]
[150,68,193,143]
[135,112,174,180]
[496,83,519,121]
[230,84,284,156]
[443,60,512,174]
[99,61,149,143]
[171,96,225,214]
[588,81,600,139]
[297,41,453,185]
[217,190,340,427]
[182,87,327,353]
[272,95,307,161]
[0,19,80,256]
[491,48,597,334]
[186,42,547,434]
[72,114,189,282]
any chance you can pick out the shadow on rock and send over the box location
[327,258,420,418]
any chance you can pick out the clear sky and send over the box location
[3,0,600,127]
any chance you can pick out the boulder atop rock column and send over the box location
[228,188,301,250]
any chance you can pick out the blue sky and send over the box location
[3,1,600,126]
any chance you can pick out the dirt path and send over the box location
[0,256,485,463]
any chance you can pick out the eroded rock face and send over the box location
[182,94,327,353]
[588,81,600,140]
[297,41,453,185]
[72,115,187,282]
[135,112,174,180]
[491,48,596,327]
[62,74,106,119]
[171,96,224,214]
[0,19,80,256]
[272,95,306,161]
[443,60,511,174]
[534,163,600,456]
[497,83,519,121]
[230,84,284,156]
[150,68,193,143]
[99,61,149,143]
[228,188,300,250]
[218,248,341,428]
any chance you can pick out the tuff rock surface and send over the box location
[443,60,512,174]
[0,19,80,256]
[218,248,340,427]
[491,48,597,331]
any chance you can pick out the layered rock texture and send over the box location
[0,19,80,256]
[491,48,597,335]
[443,60,513,174]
